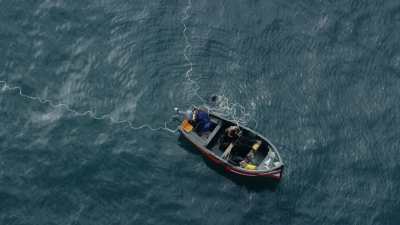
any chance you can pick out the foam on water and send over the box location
[1,1,399,224]
[180,0,256,128]
[0,0,255,136]
[0,80,178,133]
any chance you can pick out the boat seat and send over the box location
[204,121,222,147]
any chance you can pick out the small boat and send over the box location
[178,110,284,180]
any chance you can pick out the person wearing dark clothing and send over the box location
[194,110,212,133]
[220,126,240,150]
[186,108,213,135]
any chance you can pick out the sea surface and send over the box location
[0,0,399,224]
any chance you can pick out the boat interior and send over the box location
[186,115,272,170]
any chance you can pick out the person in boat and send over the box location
[220,125,241,150]
[221,126,260,164]
[187,107,213,135]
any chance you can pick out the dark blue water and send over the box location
[1,0,399,224]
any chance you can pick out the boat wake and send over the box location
[0,0,256,136]
[206,95,257,128]
[180,0,256,129]
[0,80,178,134]
[181,0,206,104]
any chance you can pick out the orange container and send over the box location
[181,120,193,132]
